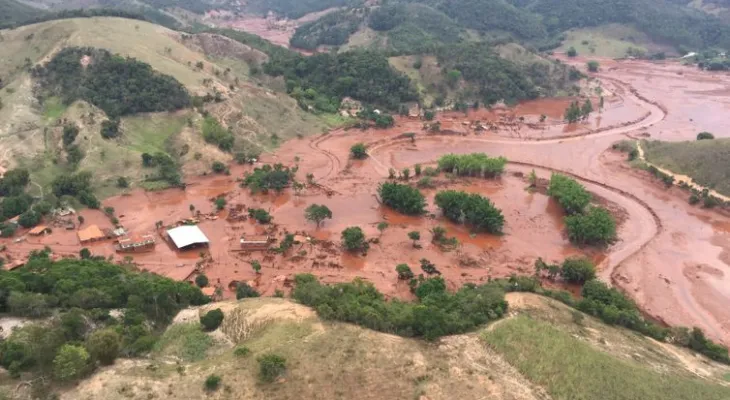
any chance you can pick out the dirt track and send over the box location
[3,57,730,344]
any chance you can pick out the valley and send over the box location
[0,1,730,398]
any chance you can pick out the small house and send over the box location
[28,225,50,236]
[240,235,270,251]
[116,235,156,253]
[78,225,106,244]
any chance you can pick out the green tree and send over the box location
[565,207,617,245]
[560,258,596,283]
[401,168,410,180]
[547,174,590,215]
[86,328,121,365]
[79,248,91,259]
[258,353,286,383]
[100,119,121,139]
[408,231,421,247]
[211,161,226,173]
[204,374,221,391]
[350,143,368,159]
[377,182,426,215]
[396,264,414,280]
[697,132,714,140]
[251,260,262,274]
[304,204,333,227]
[586,60,599,72]
[195,274,209,288]
[211,197,225,211]
[424,110,435,121]
[564,101,582,123]
[18,210,41,228]
[53,344,89,381]
[434,190,504,234]
[341,227,368,252]
[200,308,224,331]
[116,176,129,188]
[567,47,577,57]
[0,223,17,238]
[248,208,272,224]
[414,164,422,176]
[377,222,389,236]
[581,99,593,120]
[446,69,462,88]
[236,282,260,299]
[62,124,79,147]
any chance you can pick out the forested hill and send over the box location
[0,0,45,27]
[290,0,730,53]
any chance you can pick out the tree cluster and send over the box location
[31,47,190,119]
[202,116,234,152]
[548,174,615,245]
[437,153,506,178]
[51,171,100,209]
[535,257,596,283]
[341,227,368,252]
[434,190,505,234]
[547,174,590,215]
[377,182,427,215]
[292,274,507,340]
[265,50,418,111]
[140,152,182,187]
[0,252,207,383]
[564,99,593,123]
[242,164,296,194]
[290,9,363,50]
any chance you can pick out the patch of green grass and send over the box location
[643,138,730,196]
[155,323,213,362]
[123,113,188,155]
[558,24,660,58]
[483,315,730,400]
[42,97,66,122]
[139,180,173,192]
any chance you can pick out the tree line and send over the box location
[0,250,207,388]
[547,174,616,245]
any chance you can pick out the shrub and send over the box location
[200,309,224,331]
[395,264,414,280]
[0,223,17,238]
[560,257,596,283]
[86,328,121,365]
[586,60,599,72]
[378,182,426,215]
[565,207,617,245]
[423,167,438,176]
[258,353,287,383]
[204,374,221,391]
[434,190,504,234]
[202,116,234,151]
[350,143,368,159]
[214,197,226,211]
[408,231,420,247]
[195,274,209,288]
[116,176,129,188]
[689,194,700,205]
[567,47,577,57]
[417,177,434,188]
[211,161,226,173]
[437,153,506,178]
[547,174,591,215]
[703,195,720,209]
[419,258,439,275]
[236,282,260,299]
[424,110,435,121]
[234,346,250,357]
[53,344,89,381]
[100,119,121,139]
[414,164,422,176]
[18,210,41,228]
[341,227,368,252]
[248,208,272,224]
[697,132,714,140]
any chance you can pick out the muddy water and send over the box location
[4,57,730,344]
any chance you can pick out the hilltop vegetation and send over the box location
[32,47,190,118]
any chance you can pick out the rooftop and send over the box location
[167,225,209,249]
[78,225,105,242]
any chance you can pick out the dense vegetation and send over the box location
[547,174,615,245]
[246,0,360,19]
[292,274,507,340]
[434,190,505,234]
[242,164,296,194]
[0,0,43,28]
[377,182,427,215]
[0,251,207,384]
[290,9,364,50]
[547,173,590,215]
[437,153,506,178]
[51,171,101,209]
[32,47,190,118]
[265,50,417,111]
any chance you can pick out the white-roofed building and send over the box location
[166,225,210,250]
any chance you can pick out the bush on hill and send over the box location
[292,274,507,340]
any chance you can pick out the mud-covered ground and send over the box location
[3,57,730,344]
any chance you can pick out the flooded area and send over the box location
[3,56,730,344]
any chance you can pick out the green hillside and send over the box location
[643,138,730,196]
[0,0,45,27]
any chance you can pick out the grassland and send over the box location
[484,315,730,400]
[643,138,730,196]
[557,23,670,58]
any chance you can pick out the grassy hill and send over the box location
[54,293,730,400]
[643,138,730,196]
[0,17,339,198]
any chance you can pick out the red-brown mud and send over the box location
[3,57,730,344]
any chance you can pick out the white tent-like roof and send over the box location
[167,225,209,249]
